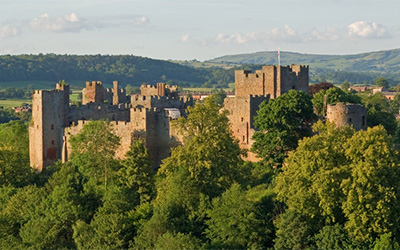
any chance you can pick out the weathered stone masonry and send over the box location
[224,65,309,161]
[29,82,192,171]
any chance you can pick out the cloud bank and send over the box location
[30,13,97,33]
[0,25,19,38]
[209,21,392,46]
[347,21,390,39]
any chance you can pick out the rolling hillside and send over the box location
[0,54,210,89]
[207,49,400,84]
[207,49,400,73]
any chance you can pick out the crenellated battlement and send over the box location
[86,81,103,87]
[30,81,191,170]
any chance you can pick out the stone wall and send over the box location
[224,95,269,161]
[140,83,178,97]
[235,65,309,99]
[29,84,69,171]
[228,64,309,162]
[63,120,135,162]
[327,102,367,131]
[30,81,189,171]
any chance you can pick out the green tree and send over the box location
[360,92,398,136]
[17,165,86,249]
[206,183,274,249]
[275,122,400,247]
[135,97,246,248]
[315,224,351,250]
[160,96,245,198]
[252,89,314,167]
[342,126,400,244]
[373,233,400,250]
[375,77,389,89]
[276,121,354,223]
[69,120,120,191]
[274,210,317,250]
[341,80,350,91]
[118,139,155,205]
[0,121,34,187]
[312,86,361,116]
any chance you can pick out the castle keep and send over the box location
[29,82,192,171]
[224,65,309,160]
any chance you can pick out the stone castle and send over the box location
[29,81,192,171]
[29,64,366,169]
[224,65,309,160]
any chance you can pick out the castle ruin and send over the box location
[224,65,309,160]
[29,81,192,171]
[326,102,367,131]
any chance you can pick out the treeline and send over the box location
[1,89,400,249]
[0,85,33,99]
[2,54,397,89]
[311,68,400,85]
[0,54,241,88]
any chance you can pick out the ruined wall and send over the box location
[327,102,367,131]
[30,81,190,171]
[68,103,131,123]
[82,81,105,104]
[130,95,192,110]
[144,108,176,166]
[224,95,269,161]
[140,83,179,97]
[63,120,135,162]
[279,65,309,95]
[29,84,69,171]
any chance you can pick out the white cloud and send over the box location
[214,25,340,45]
[347,21,390,39]
[181,34,190,43]
[133,16,150,26]
[30,13,97,33]
[0,25,19,38]
[211,21,393,46]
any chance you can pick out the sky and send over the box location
[1,0,400,61]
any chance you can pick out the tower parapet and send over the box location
[235,65,309,99]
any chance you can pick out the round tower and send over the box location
[326,102,367,131]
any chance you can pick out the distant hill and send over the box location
[0,54,209,89]
[207,49,400,84]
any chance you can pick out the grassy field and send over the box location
[70,90,82,102]
[0,99,31,109]
[182,84,234,93]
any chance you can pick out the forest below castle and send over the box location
[1,86,400,249]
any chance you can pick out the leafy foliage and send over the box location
[252,89,314,167]
[275,122,400,248]
[0,121,34,187]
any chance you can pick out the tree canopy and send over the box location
[252,89,315,167]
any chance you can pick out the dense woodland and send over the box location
[1,87,400,249]
[0,54,398,89]
[0,54,262,89]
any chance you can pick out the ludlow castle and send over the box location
[29,65,366,170]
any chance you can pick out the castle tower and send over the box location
[234,65,309,98]
[82,81,105,104]
[29,84,70,171]
[157,83,166,96]
[326,102,367,131]
[113,81,120,105]
[226,64,309,161]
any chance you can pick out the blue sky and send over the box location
[1,0,399,61]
